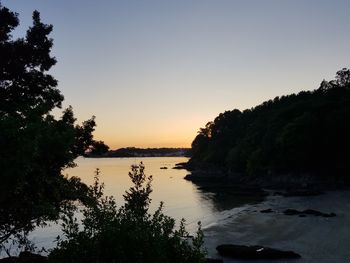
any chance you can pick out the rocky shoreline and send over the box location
[1,163,345,263]
[202,189,348,263]
[181,160,350,191]
[216,244,301,260]
[178,162,348,262]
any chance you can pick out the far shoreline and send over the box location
[85,147,190,158]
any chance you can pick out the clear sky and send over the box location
[3,0,350,149]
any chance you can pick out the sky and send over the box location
[3,0,350,149]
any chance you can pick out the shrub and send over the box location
[49,163,206,263]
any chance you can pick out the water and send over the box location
[21,156,251,255]
[4,157,349,262]
[63,157,220,229]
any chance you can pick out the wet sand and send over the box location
[203,190,350,263]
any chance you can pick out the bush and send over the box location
[49,163,206,263]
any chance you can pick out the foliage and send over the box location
[0,4,100,249]
[88,140,110,155]
[49,163,206,263]
[190,69,350,176]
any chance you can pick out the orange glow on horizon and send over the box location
[93,129,196,150]
[90,113,213,150]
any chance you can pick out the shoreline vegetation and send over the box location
[0,4,207,262]
[1,2,350,262]
[174,70,350,262]
[48,164,206,263]
[85,147,190,158]
[183,68,350,192]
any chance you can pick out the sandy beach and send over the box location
[203,190,350,263]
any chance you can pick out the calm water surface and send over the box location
[65,157,219,230]
[9,157,344,262]
[25,156,246,253]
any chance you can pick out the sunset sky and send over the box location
[3,0,350,149]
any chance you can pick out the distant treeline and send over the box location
[86,147,190,158]
[189,69,350,177]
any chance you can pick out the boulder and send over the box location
[172,162,188,170]
[216,244,301,260]
[260,208,273,213]
[283,209,336,217]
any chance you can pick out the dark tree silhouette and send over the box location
[0,4,99,249]
[49,164,205,263]
[190,69,350,177]
[89,140,110,155]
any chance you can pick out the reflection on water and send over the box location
[64,157,218,231]
[65,158,261,224]
[21,157,257,254]
[25,157,350,262]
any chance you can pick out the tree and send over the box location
[334,68,350,87]
[50,163,206,263]
[0,4,98,250]
[89,140,110,155]
[189,69,350,177]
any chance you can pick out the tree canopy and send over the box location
[190,69,350,177]
[0,4,102,249]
